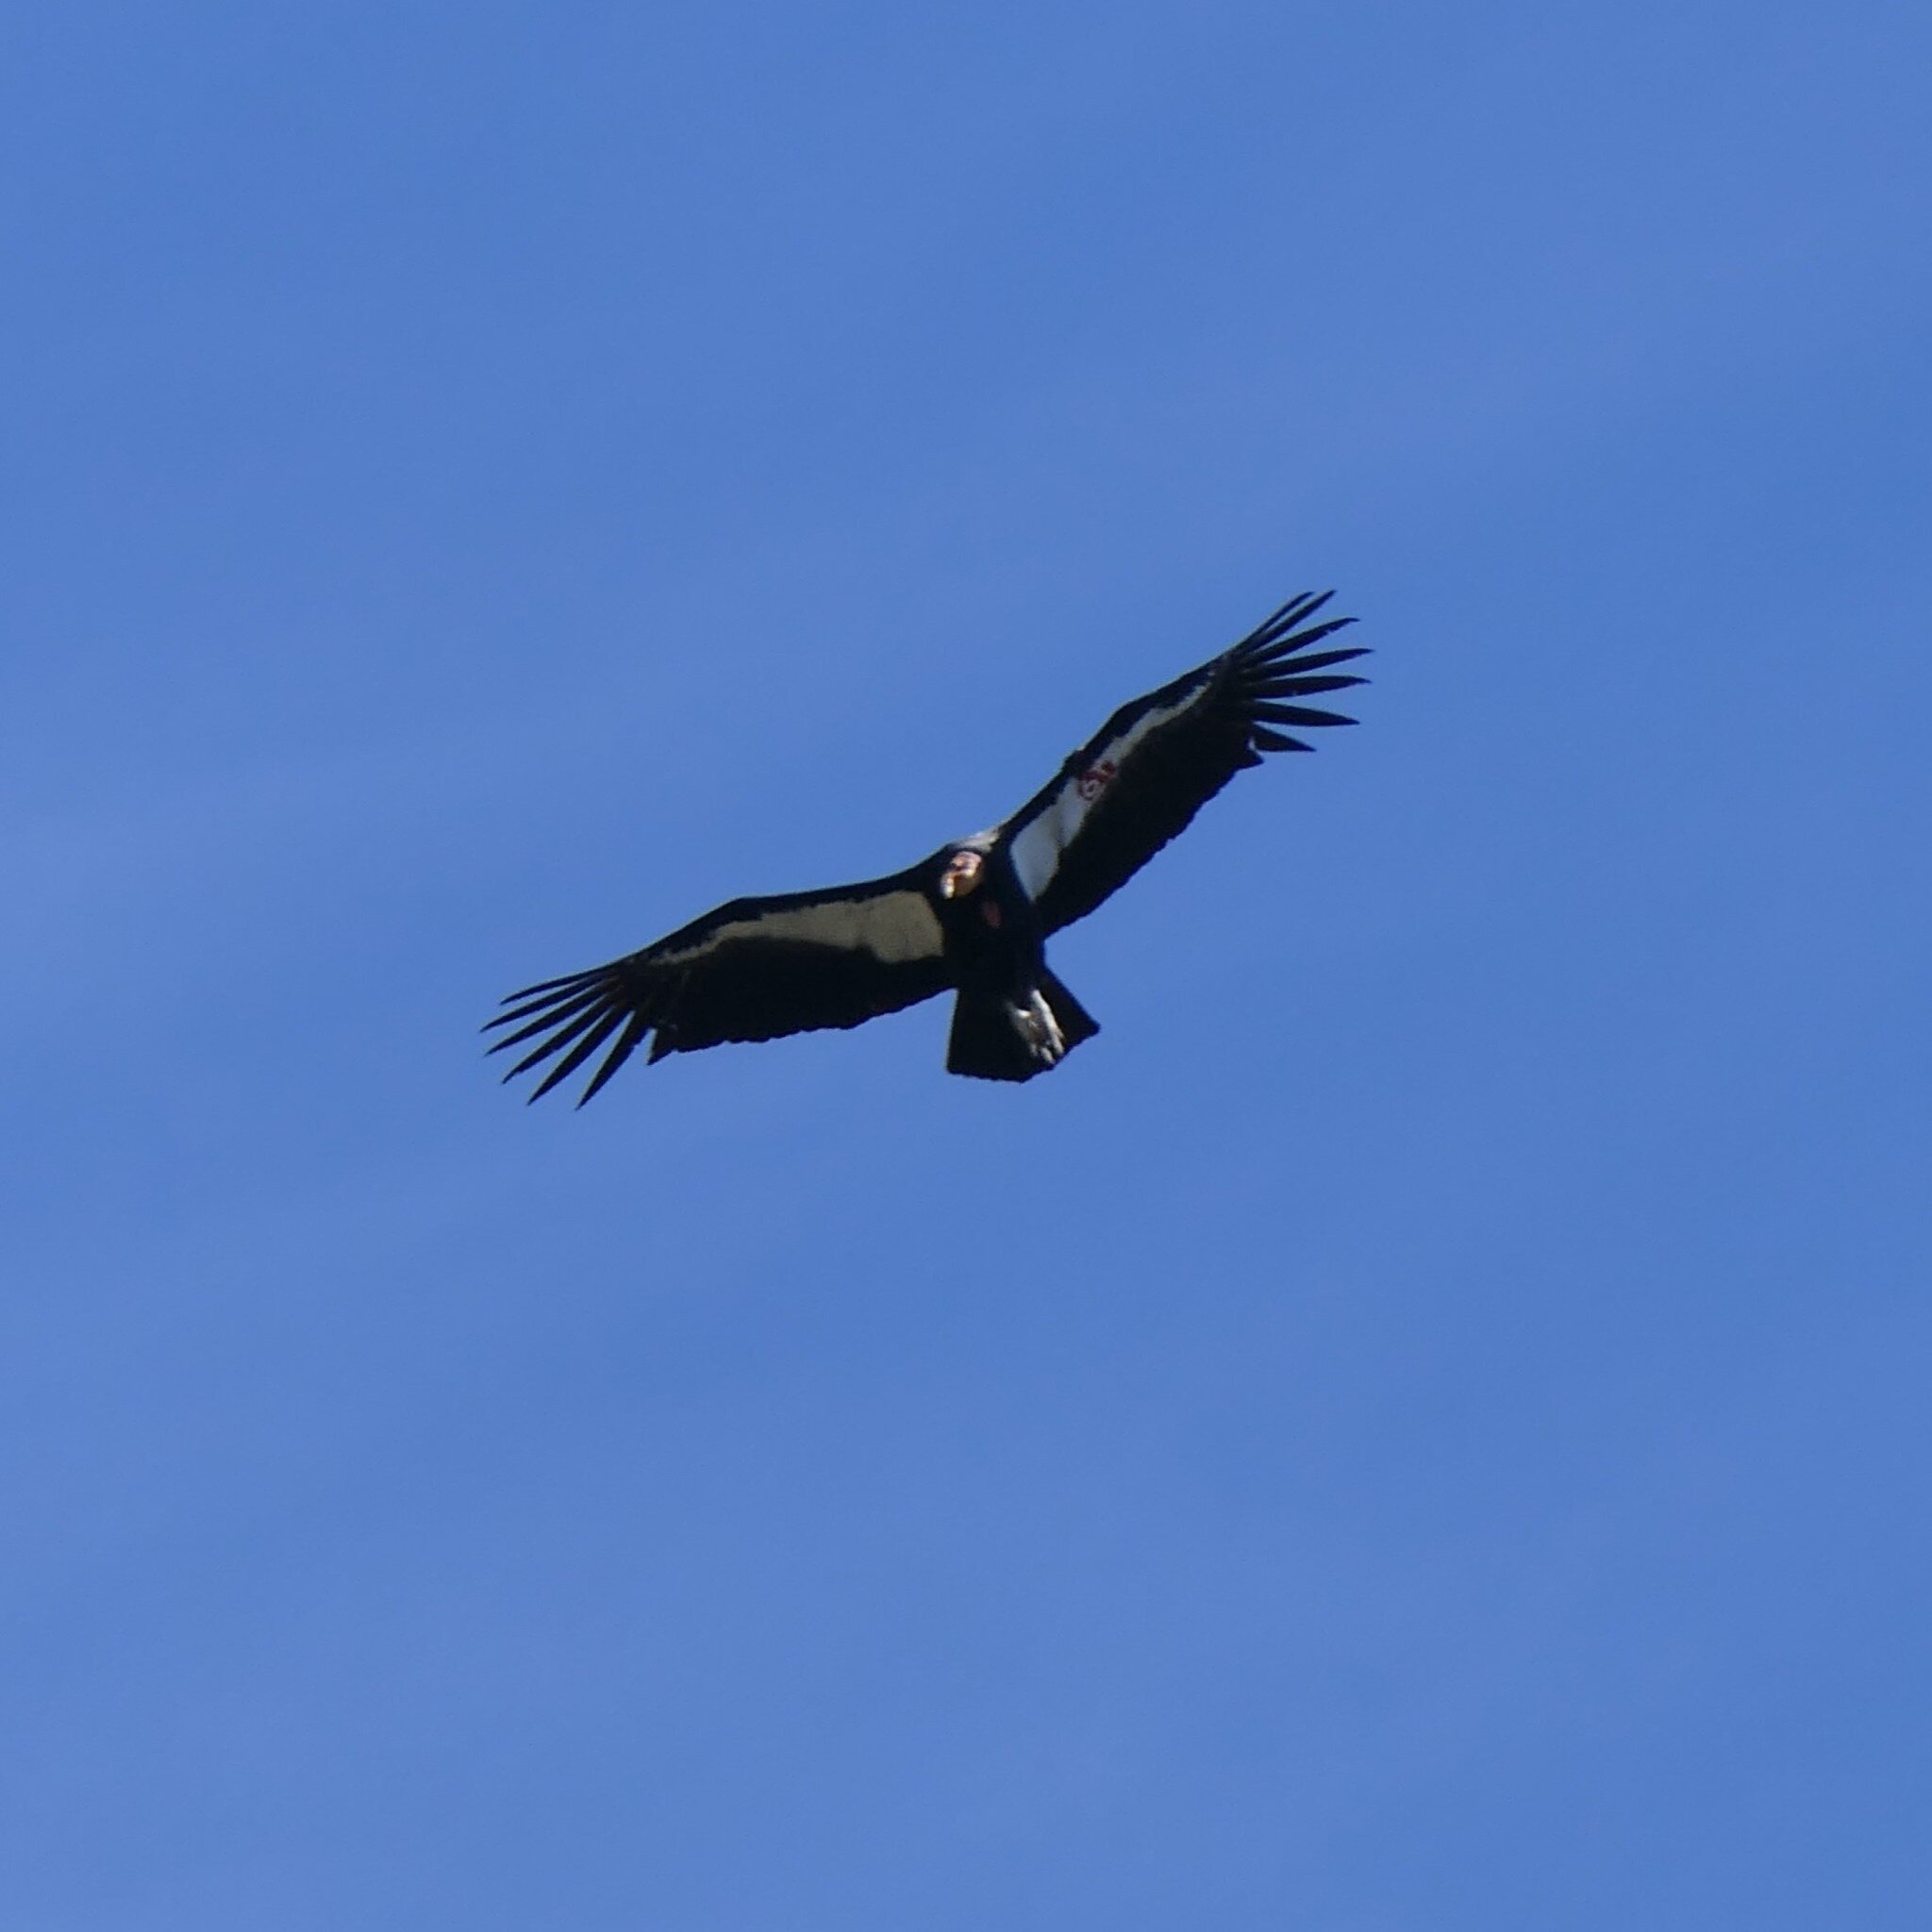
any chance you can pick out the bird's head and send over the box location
[938,847,987,899]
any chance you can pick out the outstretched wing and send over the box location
[1001,592,1366,935]
[486,869,954,1105]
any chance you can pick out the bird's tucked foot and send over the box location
[1008,989,1066,1066]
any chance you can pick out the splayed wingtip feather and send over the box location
[528,1008,627,1102]
[575,1011,652,1107]
[504,999,613,1079]
[486,983,610,1053]
[1250,701,1357,729]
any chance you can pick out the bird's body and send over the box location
[928,836,1099,1080]
[489,593,1365,1101]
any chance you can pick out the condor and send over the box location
[488,592,1366,1101]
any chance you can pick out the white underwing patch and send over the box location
[1008,683,1207,899]
[655,891,944,967]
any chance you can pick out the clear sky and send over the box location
[4,3,1928,1925]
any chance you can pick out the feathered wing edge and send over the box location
[483,958,656,1108]
[1224,590,1370,752]
[1008,591,1368,932]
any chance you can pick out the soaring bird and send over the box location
[488,592,1365,1101]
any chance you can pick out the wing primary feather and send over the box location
[486,976,604,1031]
[1257,590,1336,638]
[1240,591,1321,640]
[575,1011,651,1107]
[1248,673,1368,698]
[503,999,614,1080]
[1254,589,1334,636]
[1249,702,1358,728]
[527,1008,628,1103]
[497,967,602,1005]
[486,984,610,1053]
[1254,643,1370,676]
[1250,726,1314,752]
[1250,615,1357,661]
[1226,595,1319,658]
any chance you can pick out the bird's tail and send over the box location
[945,971,1099,1082]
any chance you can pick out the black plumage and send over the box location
[488,592,1365,1099]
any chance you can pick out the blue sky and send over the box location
[4,2,1928,1925]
